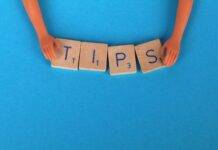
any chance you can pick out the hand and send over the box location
[161,38,181,67]
[39,34,61,61]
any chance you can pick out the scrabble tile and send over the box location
[79,42,108,72]
[135,39,164,73]
[51,39,81,70]
[108,45,137,75]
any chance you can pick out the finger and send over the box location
[161,44,167,56]
[49,46,56,60]
[160,46,167,62]
[160,47,167,62]
[168,53,176,67]
[166,52,173,66]
[47,49,53,61]
[50,49,56,60]
[42,48,49,60]
[43,52,48,60]
[45,48,51,61]
[167,50,175,67]
[172,52,179,65]
[49,47,56,61]
[163,50,171,66]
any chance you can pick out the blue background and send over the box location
[0,0,218,149]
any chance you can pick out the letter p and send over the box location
[116,53,126,67]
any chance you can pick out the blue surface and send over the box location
[0,0,218,150]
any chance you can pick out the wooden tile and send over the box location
[79,42,108,72]
[135,39,164,73]
[108,45,137,75]
[51,38,81,70]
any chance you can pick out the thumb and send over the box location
[160,43,168,62]
[53,39,63,58]
[54,39,62,50]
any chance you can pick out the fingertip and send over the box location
[163,52,170,66]
[168,55,174,67]
[50,46,57,59]
[45,48,52,61]
[172,53,179,66]
[163,55,173,67]
[163,58,168,67]
[47,51,53,61]
[44,55,49,60]
[46,53,51,61]
[43,49,49,60]
[50,51,56,61]
[165,61,173,67]
[168,56,177,67]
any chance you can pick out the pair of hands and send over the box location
[40,34,180,67]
